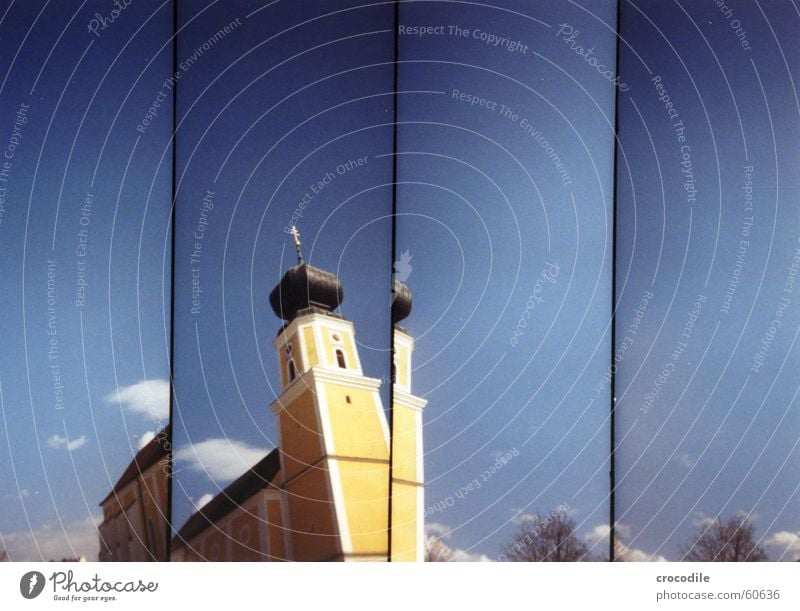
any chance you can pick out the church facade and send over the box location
[98,427,170,561]
[171,231,426,561]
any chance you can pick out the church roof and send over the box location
[99,426,170,506]
[392,279,412,324]
[172,448,280,547]
[269,263,343,323]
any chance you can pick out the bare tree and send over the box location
[503,512,589,561]
[425,536,453,562]
[0,548,7,562]
[682,514,767,562]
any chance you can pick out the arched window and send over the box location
[288,359,296,381]
[336,349,346,369]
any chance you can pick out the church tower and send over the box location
[268,227,391,561]
[390,280,427,561]
[267,227,425,561]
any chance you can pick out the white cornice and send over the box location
[311,367,382,390]
[392,388,427,412]
[269,367,383,413]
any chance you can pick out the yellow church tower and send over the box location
[164,227,429,562]
[389,280,427,561]
[267,227,425,561]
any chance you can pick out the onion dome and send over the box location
[269,263,343,321]
[392,279,412,324]
[270,225,343,322]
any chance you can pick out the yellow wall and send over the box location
[279,368,391,559]
[267,499,286,560]
[324,384,388,459]
[202,528,226,561]
[391,404,417,483]
[141,465,168,560]
[390,481,420,562]
[336,458,389,556]
[177,492,288,562]
[268,315,424,562]
[99,461,169,561]
[390,402,422,562]
[302,326,318,367]
[278,389,323,481]
[284,466,339,561]
[395,344,409,388]
[230,509,262,561]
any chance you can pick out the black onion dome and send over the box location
[269,263,343,321]
[392,279,412,324]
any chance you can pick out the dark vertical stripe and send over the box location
[609,0,622,563]
[387,0,400,562]
[166,0,178,563]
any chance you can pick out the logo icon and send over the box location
[393,250,413,283]
[20,571,45,599]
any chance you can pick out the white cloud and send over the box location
[619,544,668,562]
[425,536,492,562]
[510,504,575,525]
[586,523,612,545]
[691,512,717,529]
[0,514,101,561]
[586,522,632,545]
[511,512,537,525]
[691,510,758,530]
[615,523,633,540]
[449,547,492,562]
[105,379,169,421]
[47,434,88,452]
[586,522,667,562]
[424,523,491,562]
[765,531,800,561]
[195,493,214,510]
[425,522,451,539]
[3,488,31,502]
[174,438,271,481]
[137,431,156,450]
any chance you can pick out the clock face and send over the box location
[330,332,342,344]
[284,342,294,357]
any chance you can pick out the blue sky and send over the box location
[0,1,173,560]
[2,0,799,564]
[615,0,800,561]
[170,0,396,529]
[393,0,616,560]
[169,0,617,560]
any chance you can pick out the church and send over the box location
[100,228,427,561]
[97,427,170,561]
